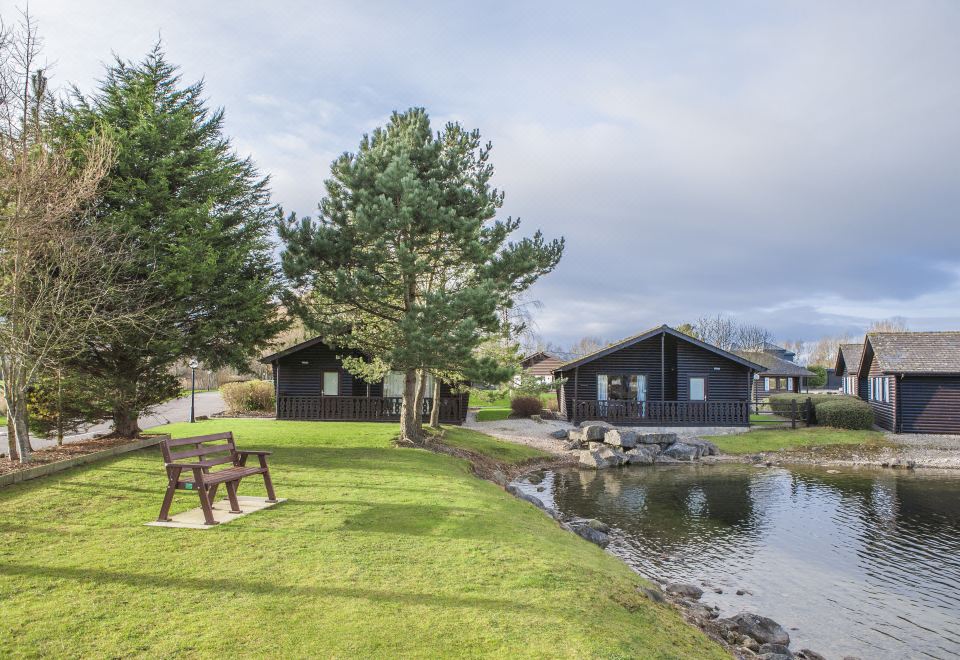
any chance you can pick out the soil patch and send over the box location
[0,435,145,477]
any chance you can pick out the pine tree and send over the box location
[59,46,285,436]
[279,108,563,441]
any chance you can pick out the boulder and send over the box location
[640,585,666,603]
[578,420,614,430]
[581,424,607,441]
[796,650,827,660]
[625,447,655,465]
[638,432,678,445]
[550,429,570,439]
[665,583,703,600]
[599,445,628,466]
[758,654,792,660]
[587,442,605,451]
[759,643,793,657]
[567,429,582,441]
[662,442,700,462]
[579,449,611,469]
[604,429,638,448]
[530,414,543,423]
[564,440,582,451]
[719,613,790,646]
[684,437,720,456]
[567,521,610,547]
[587,519,610,532]
[654,455,681,465]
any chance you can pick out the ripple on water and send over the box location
[514,464,960,659]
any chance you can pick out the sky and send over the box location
[20,0,960,347]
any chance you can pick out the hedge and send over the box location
[814,398,875,430]
[768,393,874,429]
[510,396,543,418]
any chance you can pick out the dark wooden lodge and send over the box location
[553,325,765,426]
[834,343,865,398]
[519,351,564,384]
[733,350,814,402]
[854,332,960,434]
[261,337,469,424]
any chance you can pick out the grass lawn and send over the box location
[0,419,724,658]
[750,413,788,425]
[707,426,885,454]
[0,415,5,426]
[475,407,512,422]
[440,426,548,464]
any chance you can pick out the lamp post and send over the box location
[189,359,199,423]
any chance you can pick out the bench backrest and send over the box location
[160,432,239,469]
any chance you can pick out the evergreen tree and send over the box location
[60,47,285,436]
[279,108,563,441]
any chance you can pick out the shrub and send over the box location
[768,393,836,419]
[543,397,559,412]
[806,365,828,388]
[221,380,275,413]
[510,395,543,418]
[815,398,875,430]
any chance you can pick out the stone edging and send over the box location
[0,434,169,488]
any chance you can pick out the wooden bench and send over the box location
[158,432,277,525]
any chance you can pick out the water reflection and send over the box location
[516,464,960,659]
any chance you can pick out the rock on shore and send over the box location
[575,429,719,469]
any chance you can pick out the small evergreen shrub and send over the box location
[815,398,875,430]
[510,395,543,418]
[221,380,275,413]
[768,393,836,419]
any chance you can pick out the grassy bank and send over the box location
[0,419,724,658]
[707,427,885,454]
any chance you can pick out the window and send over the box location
[764,377,770,392]
[384,371,405,398]
[689,377,706,401]
[869,376,889,403]
[883,378,890,403]
[322,371,339,396]
[787,377,794,391]
[597,374,646,401]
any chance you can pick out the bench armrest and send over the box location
[237,450,272,456]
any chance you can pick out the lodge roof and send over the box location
[732,351,815,377]
[862,332,960,375]
[835,343,864,376]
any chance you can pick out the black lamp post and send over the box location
[189,359,199,423]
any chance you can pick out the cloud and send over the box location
[21,0,960,345]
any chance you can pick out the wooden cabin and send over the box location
[734,350,814,403]
[855,332,960,434]
[552,325,764,426]
[834,343,866,398]
[518,351,564,384]
[260,337,469,424]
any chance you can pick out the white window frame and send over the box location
[689,377,706,401]
[384,371,405,398]
[787,377,794,390]
[597,374,608,401]
[764,377,770,392]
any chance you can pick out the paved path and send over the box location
[1,391,226,455]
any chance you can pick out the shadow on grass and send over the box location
[0,563,553,616]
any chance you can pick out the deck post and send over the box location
[660,332,665,402]
[573,367,579,424]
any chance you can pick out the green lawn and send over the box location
[707,427,885,454]
[0,419,723,658]
[441,426,548,464]
[750,413,788,425]
[475,407,512,422]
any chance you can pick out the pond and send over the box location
[513,464,960,659]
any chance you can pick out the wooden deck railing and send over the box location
[277,396,464,423]
[571,400,749,426]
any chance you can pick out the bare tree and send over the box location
[692,315,737,350]
[0,11,123,462]
[807,333,853,367]
[569,336,607,357]
[733,324,774,351]
[868,317,909,333]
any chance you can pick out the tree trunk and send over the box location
[399,369,422,442]
[6,380,32,464]
[113,405,140,438]
[414,370,426,420]
[6,414,16,461]
[429,377,441,429]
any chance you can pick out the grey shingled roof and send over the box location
[866,332,960,374]
[837,343,864,375]
[733,351,815,377]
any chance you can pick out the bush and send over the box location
[768,393,836,418]
[510,395,543,418]
[815,398,875,430]
[221,380,275,413]
[543,397,559,412]
[806,365,828,388]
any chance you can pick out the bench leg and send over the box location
[157,483,176,522]
[197,483,218,525]
[262,468,278,503]
[207,483,219,506]
[225,480,243,514]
